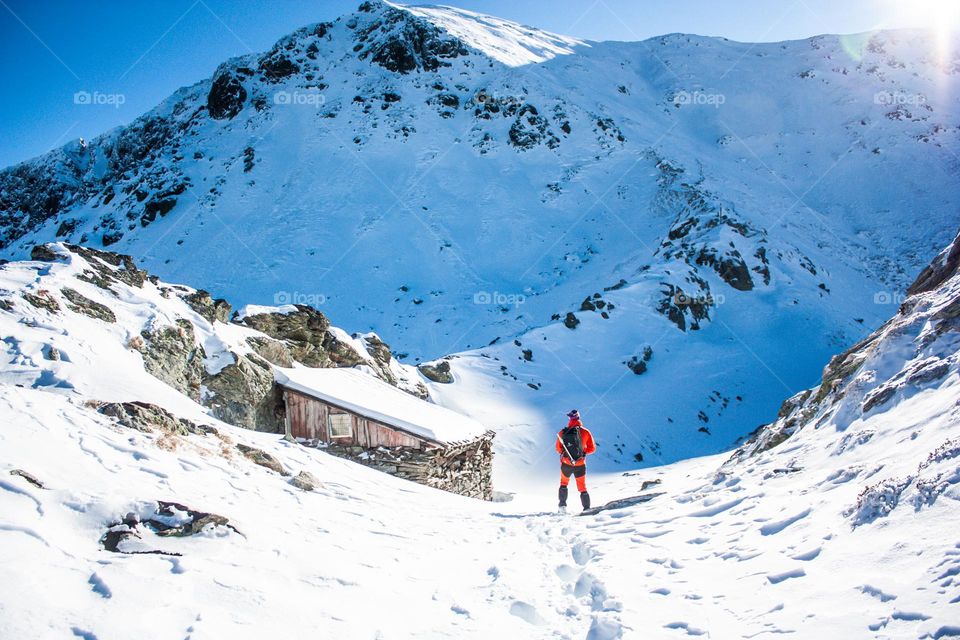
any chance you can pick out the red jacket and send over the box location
[556,421,596,466]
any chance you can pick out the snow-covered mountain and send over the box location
[1,230,958,638]
[1,1,958,466]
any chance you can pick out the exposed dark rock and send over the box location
[30,244,63,262]
[101,501,237,554]
[183,289,232,324]
[237,443,290,475]
[9,469,45,489]
[695,247,754,291]
[419,359,454,383]
[657,284,711,332]
[204,354,284,432]
[361,10,470,74]
[97,400,214,436]
[908,230,960,295]
[138,319,205,402]
[564,312,580,329]
[238,305,363,369]
[861,385,897,413]
[207,70,248,119]
[61,287,116,323]
[140,198,177,227]
[66,244,148,289]
[259,55,300,82]
[246,336,294,367]
[22,290,60,313]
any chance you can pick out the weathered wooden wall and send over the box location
[282,386,494,500]
[284,388,425,449]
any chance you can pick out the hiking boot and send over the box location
[580,491,591,510]
[558,485,568,508]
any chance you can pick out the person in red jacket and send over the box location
[555,409,596,511]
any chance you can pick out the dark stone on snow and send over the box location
[207,70,247,119]
[419,359,454,383]
[237,443,290,475]
[61,287,116,323]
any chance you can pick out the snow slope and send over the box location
[1,1,958,466]
[2,234,959,638]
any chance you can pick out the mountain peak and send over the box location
[341,1,585,68]
[391,3,587,66]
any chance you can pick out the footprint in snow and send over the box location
[572,541,594,566]
[664,621,707,636]
[587,614,626,640]
[767,568,806,584]
[791,546,822,561]
[554,564,579,582]
[760,508,811,536]
[87,572,112,598]
[508,600,545,625]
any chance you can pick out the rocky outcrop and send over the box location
[96,400,215,436]
[62,244,148,291]
[183,289,232,324]
[203,354,284,432]
[240,305,345,367]
[419,359,454,383]
[908,229,960,295]
[207,70,248,120]
[724,232,960,467]
[101,501,238,555]
[354,4,470,74]
[136,319,205,402]
[61,287,116,323]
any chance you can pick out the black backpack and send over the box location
[561,426,584,461]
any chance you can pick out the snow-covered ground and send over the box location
[1,235,959,638]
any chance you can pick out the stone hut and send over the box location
[276,368,494,500]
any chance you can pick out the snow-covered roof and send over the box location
[275,367,487,445]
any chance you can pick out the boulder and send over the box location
[237,443,289,476]
[290,470,321,491]
[138,319,205,402]
[419,360,453,383]
[204,354,284,432]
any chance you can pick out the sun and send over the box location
[886,0,960,33]
[880,0,959,57]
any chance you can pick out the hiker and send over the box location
[556,409,596,511]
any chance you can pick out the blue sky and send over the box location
[0,0,946,167]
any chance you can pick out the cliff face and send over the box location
[725,229,960,467]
